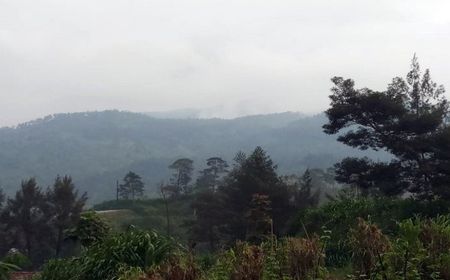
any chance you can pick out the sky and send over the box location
[1,0,450,126]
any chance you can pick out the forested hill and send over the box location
[0,110,385,202]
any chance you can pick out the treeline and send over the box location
[0,176,87,267]
[112,147,333,248]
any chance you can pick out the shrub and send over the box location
[36,258,82,280]
[285,236,325,280]
[146,254,201,280]
[291,197,450,267]
[36,229,174,280]
[348,218,390,278]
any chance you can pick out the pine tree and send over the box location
[221,147,292,241]
[2,179,51,263]
[169,158,194,194]
[47,175,87,256]
[323,56,450,199]
[119,172,145,200]
[196,157,228,191]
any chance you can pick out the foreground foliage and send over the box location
[36,229,173,280]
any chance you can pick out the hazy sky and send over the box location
[1,0,450,126]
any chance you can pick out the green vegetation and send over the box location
[33,215,450,280]
[0,56,449,279]
[0,111,380,202]
[0,261,19,280]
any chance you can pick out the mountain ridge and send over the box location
[0,110,386,202]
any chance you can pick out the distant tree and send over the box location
[169,158,194,194]
[119,172,145,200]
[196,157,228,191]
[2,179,51,263]
[159,182,172,236]
[220,147,292,241]
[323,55,450,199]
[47,176,87,256]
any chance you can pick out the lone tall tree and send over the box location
[323,55,450,199]
[119,172,145,200]
[196,157,229,191]
[169,158,194,194]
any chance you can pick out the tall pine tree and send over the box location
[323,56,450,199]
[119,172,145,200]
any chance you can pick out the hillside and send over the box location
[0,110,386,202]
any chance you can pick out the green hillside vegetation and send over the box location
[0,111,384,202]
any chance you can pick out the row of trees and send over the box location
[0,176,87,266]
[116,157,227,200]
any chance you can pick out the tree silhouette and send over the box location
[169,158,194,194]
[119,172,145,200]
[221,147,292,241]
[47,175,87,256]
[196,157,228,191]
[2,179,51,263]
[324,55,450,199]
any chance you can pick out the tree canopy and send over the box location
[323,55,450,199]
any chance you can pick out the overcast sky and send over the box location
[1,0,450,126]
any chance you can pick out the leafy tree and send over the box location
[220,147,292,241]
[2,179,51,264]
[169,158,194,194]
[323,55,450,199]
[119,171,145,200]
[47,175,88,256]
[196,157,228,191]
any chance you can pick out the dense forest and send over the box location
[0,57,450,280]
[0,111,386,202]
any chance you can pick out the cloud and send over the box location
[0,0,449,126]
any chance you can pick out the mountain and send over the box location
[0,110,387,202]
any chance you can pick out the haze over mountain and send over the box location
[0,110,387,202]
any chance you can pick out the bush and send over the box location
[36,258,83,280]
[291,197,450,267]
[345,216,450,280]
[37,229,174,280]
